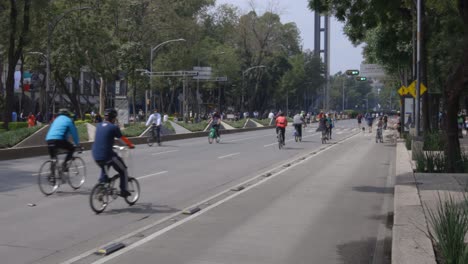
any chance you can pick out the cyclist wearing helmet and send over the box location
[92,109,135,197]
[275,111,288,145]
[45,108,80,171]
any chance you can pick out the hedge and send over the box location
[0,126,43,148]
[0,122,29,131]
[223,119,246,128]
[176,120,210,132]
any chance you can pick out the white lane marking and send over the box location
[137,171,168,180]
[218,152,240,159]
[223,134,270,143]
[151,150,179,156]
[90,132,361,264]
[337,132,344,135]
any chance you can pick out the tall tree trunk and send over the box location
[99,77,106,115]
[3,0,31,130]
[444,0,468,172]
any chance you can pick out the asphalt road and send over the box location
[0,119,395,264]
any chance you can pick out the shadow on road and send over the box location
[352,186,394,194]
[337,237,391,264]
[103,203,179,215]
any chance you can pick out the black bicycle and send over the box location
[89,146,140,214]
[278,130,285,149]
[147,124,161,147]
[38,147,86,195]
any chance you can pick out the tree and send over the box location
[3,0,31,130]
[309,0,468,173]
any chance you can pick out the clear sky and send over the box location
[215,0,365,74]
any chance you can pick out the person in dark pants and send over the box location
[92,109,135,197]
[45,109,80,171]
[146,108,162,146]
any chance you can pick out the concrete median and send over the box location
[0,126,274,161]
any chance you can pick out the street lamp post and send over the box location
[196,51,225,120]
[242,65,266,112]
[46,6,92,121]
[150,38,186,115]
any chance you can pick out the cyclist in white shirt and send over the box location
[146,108,162,146]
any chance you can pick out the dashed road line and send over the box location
[218,152,240,159]
[137,171,168,180]
[151,150,179,156]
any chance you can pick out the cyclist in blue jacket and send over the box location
[45,108,80,171]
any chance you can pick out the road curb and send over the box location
[392,141,436,264]
[0,126,274,161]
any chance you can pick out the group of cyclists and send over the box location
[274,110,336,145]
[45,108,135,198]
[45,106,389,198]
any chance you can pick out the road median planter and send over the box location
[0,125,274,161]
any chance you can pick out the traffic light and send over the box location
[346,70,360,76]
[356,77,367,81]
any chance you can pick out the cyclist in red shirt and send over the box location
[275,112,288,145]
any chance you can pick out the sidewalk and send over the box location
[393,140,468,264]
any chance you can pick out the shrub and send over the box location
[424,131,446,151]
[427,194,468,264]
[0,122,29,130]
[404,133,412,150]
[223,119,246,128]
[75,120,90,125]
[0,126,43,148]
[177,120,209,132]
[122,123,147,137]
[75,123,89,142]
[163,121,175,133]
[252,118,272,126]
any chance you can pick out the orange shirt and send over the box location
[276,116,288,128]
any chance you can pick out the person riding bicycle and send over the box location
[45,108,80,172]
[383,115,388,130]
[146,108,161,146]
[326,114,334,139]
[275,111,288,145]
[318,114,329,139]
[211,110,221,139]
[92,109,135,197]
[293,111,306,139]
[376,117,384,142]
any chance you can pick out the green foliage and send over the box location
[122,123,147,137]
[0,122,29,131]
[427,194,468,264]
[0,126,43,148]
[163,121,175,133]
[252,118,272,126]
[74,120,90,125]
[424,131,446,151]
[75,123,89,142]
[404,133,412,150]
[177,120,210,132]
[223,119,245,128]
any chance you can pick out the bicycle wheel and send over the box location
[208,135,214,144]
[147,131,154,146]
[124,177,140,205]
[38,160,59,195]
[278,134,283,149]
[90,183,108,214]
[67,157,86,189]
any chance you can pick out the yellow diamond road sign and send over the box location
[398,86,408,96]
[407,81,427,98]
